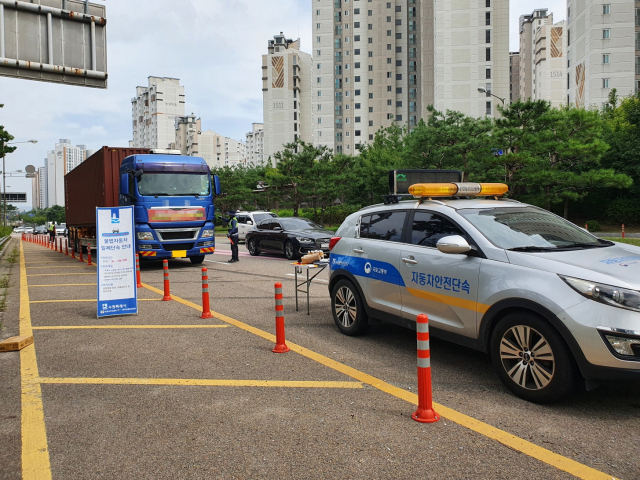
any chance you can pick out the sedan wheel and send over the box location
[490,311,578,403]
[284,241,297,260]
[331,279,369,336]
[247,238,260,256]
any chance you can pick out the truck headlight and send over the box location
[201,229,214,238]
[560,275,640,313]
[139,244,154,250]
[137,232,154,241]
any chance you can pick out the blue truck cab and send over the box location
[119,153,221,264]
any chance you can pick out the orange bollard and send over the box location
[412,314,439,423]
[71,240,76,259]
[272,282,290,353]
[200,267,213,318]
[65,239,69,256]
[622,224,625,239]
[135,254,142,288]
[162,259,171,301]
[87,247,92,266]
[78,246,83,262]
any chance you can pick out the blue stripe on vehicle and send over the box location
[329,253,406,287]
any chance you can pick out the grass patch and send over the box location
[602,237,640,247]
[6,246,18,263]
[0,276,9,289]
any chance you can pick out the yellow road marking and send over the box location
[29,284,97,287]
[32,325,230,330]
[27,273,94,277]
[406,287,491,314]
[29,299,161,304]
[26,266,88,269]
[37,377,362,388]
[141,282,615,480]
[19,242,53,480]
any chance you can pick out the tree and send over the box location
[211,165,255,217]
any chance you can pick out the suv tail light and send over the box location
[329,237,341,251]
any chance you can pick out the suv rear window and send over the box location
[360,211,406,242]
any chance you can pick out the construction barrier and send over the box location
[272,282,290,353]
[200,267,213,319]
[135,254,141,288]
[412,314,439,424]
[162,259,171,301]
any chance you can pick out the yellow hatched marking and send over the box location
[32,325,230,330]
[141,282,615,480]
[19,243,52,479]
[29,284,97,287]
[26,266,87,269]
[29,299,161,304]
[27,273,94,277]
[38,377,362,388]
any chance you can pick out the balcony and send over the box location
[334,0,340,9]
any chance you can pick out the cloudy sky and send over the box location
[1,0,565,209]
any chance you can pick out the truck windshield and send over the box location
[138,173,210,196]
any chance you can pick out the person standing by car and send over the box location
[220,211,239,263]
[48,223,55,242]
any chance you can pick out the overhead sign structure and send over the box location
[97,206,137,318]
[1,192,26,202]
[0,0,107,88]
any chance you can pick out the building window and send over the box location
[395,5,401,12]
[486,30,491,43]
[603,4,610,15]
[396,19,402,26]
[387,44,392,50]
[368,23,373,29]
[603,78,610,88]
[396,101,402,107]
[355,76,361,82]
[317,36,321,43]
[603,54,610,64]
[369,93,373,99]
[396,74,402,80]
[355,117,361,123]
[387,72,392,78]
[603,29,610,39]
[486,67,491,79]
[355,130,361,136]
[355,62,361,68]
[396,115,402,121]
[396,60,402,66]
[318,118,322,124]
[369,79,373,85]
[368,10,372,16]
[369,106,373,112]
[396,32,402,39]
[368,37,373,44]
[354,35,360,41]
[637,8,640,26]
[396,87,402,94]
[486,12,491,25]
[486,101,492,115]
[387,58,392,64]
[354,8,359,14]
[355,89,361,95]
[354,22,360,28]
[355,103,361,109]
[369,65,373,71]
[486,47,491,61]
[387,30,392,36]
[387,99,392,106]
[486,0,490,6]
[396,46,402,53]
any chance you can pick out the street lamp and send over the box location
[0,139,37,226]
[477,87,506,106]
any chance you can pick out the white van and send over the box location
[235,211,278,242]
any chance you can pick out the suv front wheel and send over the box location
[490,311,578,403]
[331,279,370,336]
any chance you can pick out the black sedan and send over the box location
[245,217,334,260]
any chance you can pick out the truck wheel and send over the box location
[190,256,205,265]
[490,311,578,403]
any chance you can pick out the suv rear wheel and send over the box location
[331,279,370,336]
[490,311,578,403]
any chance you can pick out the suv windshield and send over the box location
[253,213,277,224]
[138,173,210,196]
[458,207,609,250]
[279,218,322,230]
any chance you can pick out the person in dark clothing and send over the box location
[48,223,56,242]
[220,211,239,263]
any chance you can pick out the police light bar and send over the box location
[408,183,509,198]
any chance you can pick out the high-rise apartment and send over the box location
[246,123,265,165]
[509,52,520,103]
[131,77,185,149]
[314,0,509,154]
[534,19,567,107]
[44,139,93,207]
[262,33,313,163]
[567,0,636,109]
[174,114,201,155]
[30,173,39,211]
[519,9,551,102]
[189,130,247,169]
[37,166,46,209]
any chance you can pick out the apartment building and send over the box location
[131,77,185,149]
[37,166,46,209]
[509,52,520,103]
[44,139,94,207]
[567,0,636,109]
[519,9,551,101]
[246,123,265,165]
[314,0,509,154]
[189,131,247,169]
[262,33,313,163]
[30,174,39,212]
[174,115,201,155]
[534,19,567,107]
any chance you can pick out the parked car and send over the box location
[235,211,278,242]
[34,226,47,234]
[56,223,67,236]
[245,217,334,260]
[329,181,640,403]
[24,227,34,234]
[13,227,24,233]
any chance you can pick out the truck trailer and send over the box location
[65,147,221,264]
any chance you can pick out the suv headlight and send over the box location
[560,275,640,313]
[201,229,214,238]
[137,232,154,241]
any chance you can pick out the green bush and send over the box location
[276,205,360,226]
[0,227,13,237]
[605,199,640,226]
[586,220,601,232]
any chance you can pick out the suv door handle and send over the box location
[402,257,418,265]
[353,248,365,254]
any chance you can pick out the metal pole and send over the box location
[90,20,96,71]
[47,13,53,64]
[0,4,5,58]
[3,151,6,227]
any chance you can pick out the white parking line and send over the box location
[286,273,328,284]
[205,260,232,266]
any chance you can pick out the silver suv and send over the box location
[328,184,640,403]
[235,211,277,242]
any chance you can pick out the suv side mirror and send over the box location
[246,220,253,225]
[437,235,471,255]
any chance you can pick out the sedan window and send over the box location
[257,220,271,230]
[411,211,465,248]
[360,211,406,242]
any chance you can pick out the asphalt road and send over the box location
[1,235,639,479]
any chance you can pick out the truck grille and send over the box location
[155,228,199,242]
[163,243,195,251]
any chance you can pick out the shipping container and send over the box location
[65,147,150,227]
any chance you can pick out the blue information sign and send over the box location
[96,206,138,318]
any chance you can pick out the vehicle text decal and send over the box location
[330,254,405,287]
[410,272,470,294]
